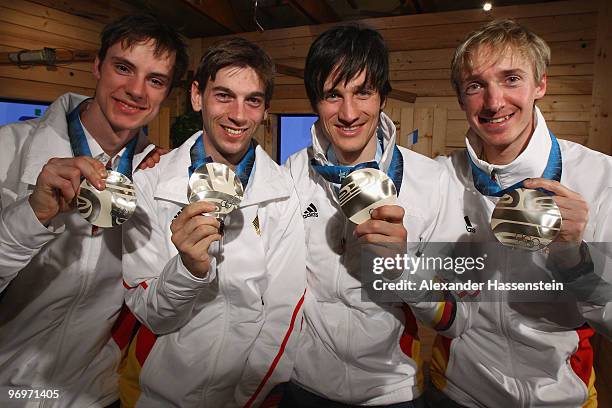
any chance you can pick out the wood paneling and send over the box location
[588,0,612,154]
[0,0,99,99]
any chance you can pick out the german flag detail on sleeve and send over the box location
[432,293,457,332]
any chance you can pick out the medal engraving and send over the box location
[188,162,244,217]
[77,170,137,228]
[339,168,398,224]
[490,188,562,251]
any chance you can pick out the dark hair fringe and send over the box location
[193,37,275,107]
[304,24,391,110]
[98,13,189,90]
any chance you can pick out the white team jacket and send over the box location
[122,131,307,408]
[432,107,612,408]
[0,93,151,407]
[284,113,472,405]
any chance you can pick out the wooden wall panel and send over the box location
[0,1,99,101]
[588,0,612,154]
[195,0,609,156]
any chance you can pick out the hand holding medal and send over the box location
[338,168,407,244]
[468,131,567,251]
[173,135,252,278]
[64,100,139,230]
[171,200,223,279]
[523,178,589,244]
[172,162,244,278]
[29,156,107,227]
[77,169,137,228]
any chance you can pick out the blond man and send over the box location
[430,19,612,408]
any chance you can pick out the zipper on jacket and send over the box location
[201,232,230,406]
[338,220,355,401]
[334,220,348,301]
[42,232,96,408]
[498,256,528,408]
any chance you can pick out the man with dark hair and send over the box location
[428,19,612,408]
[0,13,187,407]
[120,37,306,407]
[97,13,188,92]
[281,24,469,407]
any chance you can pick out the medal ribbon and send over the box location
[67,100,138,180]
[467,130,562,197]
[311,133,404,193]
[188,134,213,177]
[188,133,256,189]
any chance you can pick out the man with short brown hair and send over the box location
[120,37,306,407]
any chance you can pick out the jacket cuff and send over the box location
[0,196,63,250]
[159,255,217,298]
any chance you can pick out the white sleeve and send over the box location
[233,185,307,407]
[122,170,215,334]
[0,195,63,293]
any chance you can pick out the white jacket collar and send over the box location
[21,93,149,185]
[310,111,397,173]
[465,106,552,189]
[154,131,291,207]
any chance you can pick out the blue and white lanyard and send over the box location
[188,133,256,189]
[67,100,137,179]
[467,130,562,197]
[311,132,404,194]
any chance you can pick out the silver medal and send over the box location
[339,168,398,224]
[187,162,244,217]
[490,188,562,251]
[77,170,137,228]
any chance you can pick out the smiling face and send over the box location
[91,40,174,152]
[315,69,383,166]
[91,38,175,147]
[458,46,547,164]
[191,65,267,166]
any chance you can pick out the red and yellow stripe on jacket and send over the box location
[399,305,423,392]
[428,296,458,392]
[572,324,597,408]
[429,323,598,407]
[118,324,157,408]
[115,284,305,408]
[114,281,158,408]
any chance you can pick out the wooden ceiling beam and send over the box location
[276,63,417,103]
[286,0,341,24]
[180,0,243,33]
